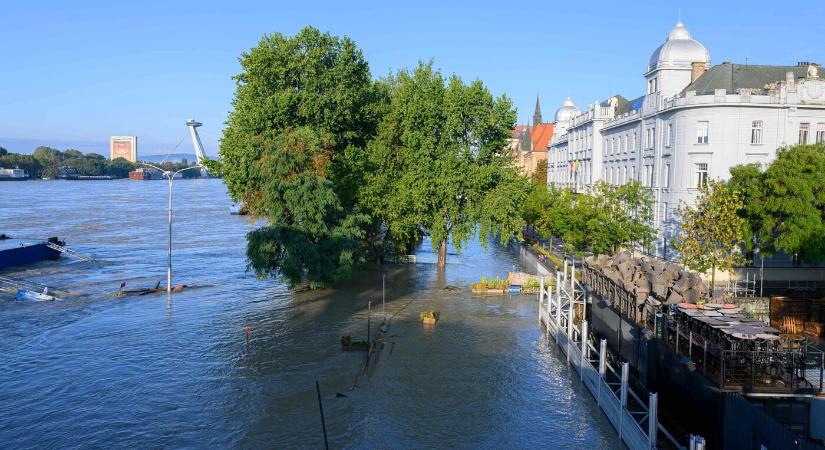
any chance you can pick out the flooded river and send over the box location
[0,179,622,449]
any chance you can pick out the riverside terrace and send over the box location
[665,304,824,394]
[583,262,825,395]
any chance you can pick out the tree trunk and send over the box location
[710,264,716,298]
[437,239,447,270]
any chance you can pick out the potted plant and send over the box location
[340,335,369,352]
[470,276,510,293]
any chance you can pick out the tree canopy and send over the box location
[728,144,825,264]
[360,62,528,267]
[218,28,532,287]
[0,147,137,178]
[523,181,654,256]
[219,26,382,289]
[674,179,747,293]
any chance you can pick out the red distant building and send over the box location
[508,95,553,176]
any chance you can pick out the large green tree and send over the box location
[580,181,655,255]
[523,181,653,256]
[360,62,528,268]
[674,179,747,295]
[32,146,62,178]
[219,26,382,288]
[729,144,825,264]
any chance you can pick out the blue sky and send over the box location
[2,1,824,156]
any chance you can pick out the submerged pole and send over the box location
[315,380,329,450]
[539,277,545,322]
[167,174,173,295]
[366,301,371,367]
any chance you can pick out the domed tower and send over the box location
[646,21,709,97]
[553,97,580,133]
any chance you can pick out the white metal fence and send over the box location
[538,262,697,450]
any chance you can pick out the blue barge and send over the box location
[0,237,63,270]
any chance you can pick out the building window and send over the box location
[648,78,658,94]
[645,165,655,187]
[751,120,763,145]
[623,167,628,184]
[695,162,709,188]
[646,128,655,149]
[631,165,636,181]
[817,123,825,144]
[800,123,810,144]
[666,122,673,147]
[663,202,669,221]
[621,135,627,153]
[632,132,637,151]
[697,121,709,144]
[664,163,670,188]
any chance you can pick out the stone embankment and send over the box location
[584,252,707,305]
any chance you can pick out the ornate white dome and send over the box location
[648,21,709,72]
[554,97,579,123]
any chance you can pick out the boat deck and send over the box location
[0,239,62,270]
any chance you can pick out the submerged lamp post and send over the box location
[141,163,202,295]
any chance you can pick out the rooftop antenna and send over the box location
[745,57,750,66]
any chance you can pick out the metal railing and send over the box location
[658,314,824,394]
[539,262,694,449]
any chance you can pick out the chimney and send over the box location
[691,62,707,83]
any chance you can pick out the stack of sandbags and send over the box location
[584,252,708,305]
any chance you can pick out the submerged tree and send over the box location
[361,62,528,269]
[674,179,747,295]
[219,26,382,288]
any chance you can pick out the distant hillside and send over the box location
[138,153,198,164]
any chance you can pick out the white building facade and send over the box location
[548,21,825,260]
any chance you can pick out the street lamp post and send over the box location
[141,163,201,295]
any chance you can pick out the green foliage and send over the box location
[0,147,136,178]
[531,159,547,186]
[674,179,747,291]
[472,276,509,290]
[727,163,763,249]
[220,26,381,211]
[729,144,825,264]
[360,61,529,265]
[219,26,381,288]
[0,147,7,156]
[522,278,541,290]
[531,242,564,269]
[0,152,40,176]
[524,181,654,256]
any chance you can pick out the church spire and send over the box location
[533,94,542,126]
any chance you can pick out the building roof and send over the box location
[682,62,814,95]
[511,125,530,139]
[555,97,579,123]
[530,123,554,151]
[599,95,645,116]
[648,21,709,72]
